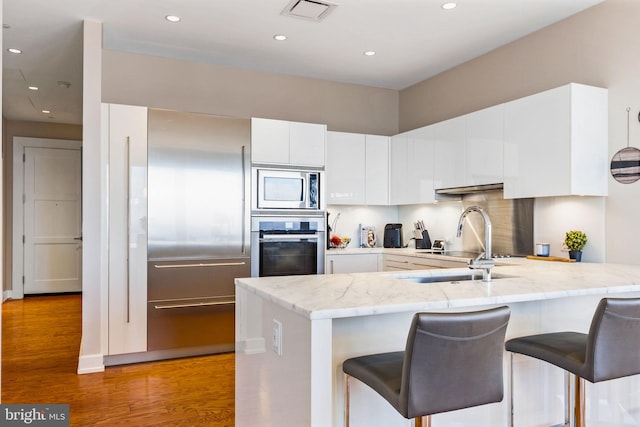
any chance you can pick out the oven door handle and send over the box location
[260,234,319,241]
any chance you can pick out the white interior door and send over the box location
[23,146,82,294]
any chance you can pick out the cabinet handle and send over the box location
[154,300,235,310]
[241,145,247,254]
[330,259,334,274]
[260,234,319,241]
[125,136,131,324]
[153,261,247,269]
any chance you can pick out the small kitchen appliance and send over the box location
[535,243,550,257]
[383,223,403,248]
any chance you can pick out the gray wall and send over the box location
[102,49,399,136]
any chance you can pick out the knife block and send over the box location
[415,230,432,249]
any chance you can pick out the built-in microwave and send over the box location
[255,168,322,211]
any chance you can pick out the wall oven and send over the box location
[253,168,323,211]
[251,216,325,277]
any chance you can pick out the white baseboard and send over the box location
[237,337,265,354]
[77,353,105,374]
[3,290,13,302]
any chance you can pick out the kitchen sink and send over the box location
[390,271,513,283]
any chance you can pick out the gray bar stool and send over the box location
[505,297,640,427]
[342,306,511,427]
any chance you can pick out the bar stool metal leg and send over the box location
[344,373,351,427]
[574,376,586,427]
[562,371,570,427]
[511,353,573,427]
[415,415,431,427]
[510,353,515,427]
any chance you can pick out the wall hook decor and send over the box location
[610,107,640,184]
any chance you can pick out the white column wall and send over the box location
[77,19,106,374]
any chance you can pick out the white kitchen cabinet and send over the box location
[389,132,410,205]
[382,254,468,271]
[433,115,466,190]
[408,126,436,203]
[465,104,504,186]
[250,118,290,164]
[326,253,381,274]
[390,128,436,205]
[290,121,326,166]
[326,132,366,204]
[103,103,148,356]
[364,135,390,205]
[326,132,389,205]
[503,83,608,198]
[251,117,326,167]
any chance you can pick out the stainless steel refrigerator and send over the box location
[146,109,250,357]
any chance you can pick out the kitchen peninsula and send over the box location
[235,258,640,426]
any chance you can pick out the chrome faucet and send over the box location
[456,206,494,282]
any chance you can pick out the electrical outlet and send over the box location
[272,319,283,356]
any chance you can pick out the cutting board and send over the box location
[526,255,576,262]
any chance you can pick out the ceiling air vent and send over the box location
[281,0,338,22]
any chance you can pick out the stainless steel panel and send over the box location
[461,190,533,257]
[147,258,250,301]
[147,297,235,351]
[147,109,250,260]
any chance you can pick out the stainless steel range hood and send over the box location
[435,183,504,195]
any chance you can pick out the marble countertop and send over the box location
[235,257,640,320]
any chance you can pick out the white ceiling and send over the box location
[3,0,604,125]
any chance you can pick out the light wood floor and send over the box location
[2,294,235,426]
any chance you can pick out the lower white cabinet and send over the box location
[103,103,148,356]
[382,254,468,271]
[326,253,381,274]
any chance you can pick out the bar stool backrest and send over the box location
[587,297,640,383]
[400,306,511,418]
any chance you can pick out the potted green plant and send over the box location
[563,230,587,262]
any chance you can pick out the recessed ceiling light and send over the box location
[165,15,181,22]
[442,2,457,10]
[28,86,38,91]
[364,51,376,56]
[42,110,51,114]
[8,48,22,54]
[273,34,287,41]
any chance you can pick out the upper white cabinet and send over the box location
[389,132,410,205]
[433,116,466,190]
[103,103,148,356]
[326,131,389,205]
[503,83,608,199]
[465,104,504,186]
[327,132,365,204]
[390,127,436,205]
[250,118,289,164]
[251,118,326,167]
[365,135,390,205]
[408,126,436,203]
